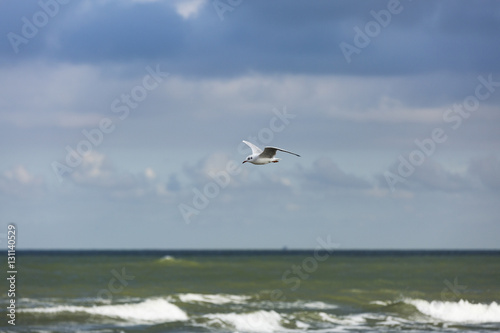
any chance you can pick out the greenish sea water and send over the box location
[2,250,500,332]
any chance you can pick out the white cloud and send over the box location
[4,165,34,184]
[155,74,471,125]
[0,62,160,128]
[182,151,248,190]
[70,151,110,185]
[145,167,156,180]
[3,62,495,136]
[336,96,445,123]
[0,63,108,128]
[174,0,205,19]
[0,165,45,198]
[67,151,173,199]
[0,111,103,128]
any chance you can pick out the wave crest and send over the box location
[406,299,500,323]
[177,293,250,304]
[204,310,284,332]
[21,298,188,324]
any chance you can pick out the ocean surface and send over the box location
[2,250,500,333]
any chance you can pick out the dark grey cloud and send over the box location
[166,174,181,192]
[301,157,372,190]
[55,3,185,64]
[379,157,500,193]
[2,0,500,76]
[410,159,473,192]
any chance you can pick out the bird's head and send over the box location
[242,155,253,164]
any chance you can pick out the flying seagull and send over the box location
[242,140,300,165]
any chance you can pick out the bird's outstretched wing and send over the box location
[261,146,301,158]
[242,140,263,155]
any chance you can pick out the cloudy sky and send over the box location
[1,0,499,249]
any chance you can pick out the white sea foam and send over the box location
[300,301,338,310]
[406,299,500,323]
[156,256,200,266]
[22,298,188,324]
[295,320,310,329]
[276,300,338,310]
[370,300,391,306]
[205,310,284,332]
[378,315,412,326]
[252,300,338,311]
[178,293,250,304]
[317,312,367,326]
[159,255,176,261]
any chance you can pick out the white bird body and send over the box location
[242,140,300,165]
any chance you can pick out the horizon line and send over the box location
[9,248,500,253]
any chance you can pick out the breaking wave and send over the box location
[159,255,176,261]
[405,299,500,323]
[19,295,500,331]
[177,293,251,304]
[204,310,284,333]
[21,298,188,324]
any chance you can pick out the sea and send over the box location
[2,250,500,333]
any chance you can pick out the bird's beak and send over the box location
[242,161,247,164]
